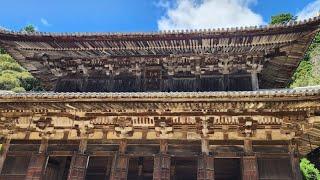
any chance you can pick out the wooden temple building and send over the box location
[0,16,320,180]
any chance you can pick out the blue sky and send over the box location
[0,0,319,32]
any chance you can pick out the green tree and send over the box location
[290,32,320,87]
[0,54,42,92]
[300,158,320,180]
[21,24,36,33]
[0,48,5,54]
[270,13,296,25]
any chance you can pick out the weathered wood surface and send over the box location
[242,156,258,180]
[197,154,214,180]
[110,153,129,180]
[153,154,171,180]
[25,153,47,180]
[67,153,89,180]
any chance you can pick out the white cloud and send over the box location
[40,18,52,27]
[297,0,320,20]
[0,26,10,31]
[157,0,264,30]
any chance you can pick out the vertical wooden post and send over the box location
[25,138,49,180]
[0,137,10,174]
[153,140,170,180]
[67,153,89,180]
[110,140,129,180]
[67,138,89,180]
[251,71,259,91]
[242,139,258,180]
[197,138,214,180]
[242,156,259,180]
[289,142,303,180]
[197,154,214,180]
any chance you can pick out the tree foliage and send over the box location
[0,54,42,92]
[270,13,296,25]
[269,13,320,87]
[0,25,42,92]
[290,32,320,87]
[0,48,5,54]
[300,158,320,180]
[21,24,36,33]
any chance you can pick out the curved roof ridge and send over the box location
[1,15,320,37]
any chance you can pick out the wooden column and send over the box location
[25,138,49,180]
[289,142,303,180]
[153,140,170,180]
[0,137,10,174]
[242,156,259,180]
[251,71,259,91]
[67,138,89,180]
[110,140,129,180]
[242,139,258,180]
[197,138,214,180]
[197,154,214,180]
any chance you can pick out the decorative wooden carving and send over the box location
[242,156,258,180]
[67,153,89,180]
[155,122,173,138]
[115,119,133,138]
[238,117,258,137]
[197,154,214,180]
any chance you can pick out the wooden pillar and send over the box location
[242,156,258,180]
[25,138,49,180]
[170,159,175,180]
[67,138,89,180]
[197,154,214,180]
[251,71,259,91]
[242,139,258,180]
[110,140,129,180]
[0,137,10,174]
[197,138,214,180]
[153,140,170,180]
[289,142,303,180]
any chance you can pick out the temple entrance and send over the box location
[43,156,72,180]
[127,157,154,180]
[0,155,31,180]
[172,156,197,180]
[214,158,241,180]
[85,156,113,180]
